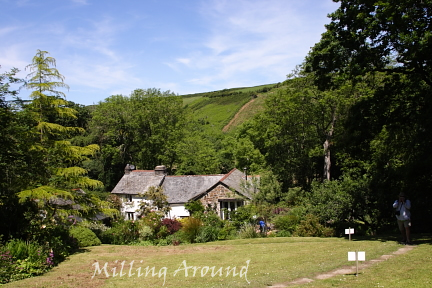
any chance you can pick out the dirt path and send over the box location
[267,245,416,287]
[222,98,255,132]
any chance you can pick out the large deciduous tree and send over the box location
[306,0,432,231]
[306,0,432,89]
[0,66,33,238]
[88,88,186,189]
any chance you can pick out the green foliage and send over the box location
[140,211,163,233]
[217,222,237,240]
[69,226,101,247]
[195,209,224,228]
[0,246,15,284]
[174,128,222,175]
[16,50,116,230]
[79,220,109,240]
[196,225,220,243]
[294,214,334,237]
[0,239,51,284]
[179,217,202,243]
[275,230,292,237]
[273,213,301,234]
[253,170,283,204]
[138,225,153,241]
[88,88,186,189]
[184,200,205,215]
[306,0,432,89]
[185,89,252,132]
[103,219,141,245]
[138,186,171,218]
[229,205,255,229]
[303,0,432,232]
[238,223,259,239]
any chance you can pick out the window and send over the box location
[125,195,133,202]
[126,212,135,220]
[219,200,244,220]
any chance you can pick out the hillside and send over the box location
[181,83,284,133]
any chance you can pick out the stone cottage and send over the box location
[111,165,258,220]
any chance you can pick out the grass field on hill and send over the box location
[181,84,280,133]
[6,235,431,288]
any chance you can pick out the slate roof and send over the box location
[111,170,165,195]
[162,175,223,203]
[111,168,258,203]
[220,168,253,199]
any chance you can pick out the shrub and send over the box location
[138,225,153,241]
[273,214,300,233]
[294,214,335,237]
[1,239,51,284]
[184,200,205,215]
[218,222,237,240]
[156,225,170,239]
[166,233,182,246]
[195,210,224,228]
[276,230,292,237]
[160,218,182,235]
[6,239,29,260]
[107,219,140,244]
[0,246,15,284]
[228,205,255,229]
[196,225,220,243]
[69,226,101,247]
[80,221,109,240]
[238,223,259,239]
[180,217,202,243]
[141,211,163,233]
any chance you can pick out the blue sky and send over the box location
[1,0,339,105]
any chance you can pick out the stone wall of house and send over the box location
[199,184,238,216]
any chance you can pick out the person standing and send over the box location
[393,192,412,245]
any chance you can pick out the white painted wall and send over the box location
[167,204,190,218]
[119,195,190,220]
[119,194,149,220]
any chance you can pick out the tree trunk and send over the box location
[323,113,336,181]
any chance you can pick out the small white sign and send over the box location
[345,228,354,234]
[357,251,365,261]
[348,251,366,261]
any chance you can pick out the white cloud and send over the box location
[167,0,336,87]
[177,58,191,65]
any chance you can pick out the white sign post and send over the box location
[345,227,354,241]
[348,251,365,276]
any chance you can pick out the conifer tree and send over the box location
[18,50,117,223]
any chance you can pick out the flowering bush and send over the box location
[0,248,15,284]
[0,239,52,284]
[140,211,163,233]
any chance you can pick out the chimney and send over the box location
[124,164,135,175]
[155,165,167,176]
[243,167,248,181]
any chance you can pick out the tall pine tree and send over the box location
[18,50,116,224]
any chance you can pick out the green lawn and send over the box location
[7,236,430,288]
